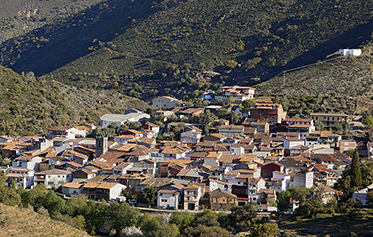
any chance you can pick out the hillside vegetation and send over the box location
[0,204,90,237]
[1,0,373,101]
[0,0,102,43]
[0,65,149,136]
[257,56,373,96]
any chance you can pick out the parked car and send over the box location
[129,199,137,205]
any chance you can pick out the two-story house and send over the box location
[34,169,73,189]
[183,184,203,210]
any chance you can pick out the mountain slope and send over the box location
[0,204,90,237]
[0,65,149,136]
[0,0,102,43]
[256,56,373,96]
[1,0,373,100]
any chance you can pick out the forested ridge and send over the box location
[1,0,373,101]
[0,65,148,135]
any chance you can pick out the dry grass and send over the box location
[0,204,90,237]
[279,212,373,237]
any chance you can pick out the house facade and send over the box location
[215,86,255,102]
[34,169,73,189]
[310,113,349,127]
[152,96,183,110]
[250,103,287,124]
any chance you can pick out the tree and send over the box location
[231,111,242,124]
[128,121,141,130]
[314,120,325,131]
[169,212,194,230]
[120,124,129,133]
[193,210,220,227]
[139,213,160,233]
[335,161,373,195]
[149,224,179,237]
[227,96,235,106]
[107,202,141,235]
[350,149,362,190]
[242,99,253,110]
[0,172,21,206]
[225,60,238,70]
[290,187,312,206]
[138,185,157,207]
[295,196,325,218]
[366,190,373,206]
[182,224,231,237]
[43,190,67,216]
[250,223,280,237]
[226,202,258,228]
[363,115,373,129]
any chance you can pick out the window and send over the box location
[57,175,60,178]
[172,194,175,197]
[160,193,163,196]
[162,199,167,202]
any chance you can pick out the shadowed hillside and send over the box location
[2,0,373,101]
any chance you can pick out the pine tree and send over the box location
[350,149,362,190]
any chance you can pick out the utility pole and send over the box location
[283,71,286,87]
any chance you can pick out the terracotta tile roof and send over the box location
[48,125,74,131]
[62,182,85,189]
[184,184,201,189]
[35,169,71,175]
[66,161,84,168]
[307,164,332,172]
[92,160,114,168]
[219,125,244,130]
[210,188,237,198]
[83,182,100,189]
[97,182,123,189]
[283,118,312,123]
[288,124,312,128]
[219,155,239,164]
[99,151,127,164]
[158,189,179,194]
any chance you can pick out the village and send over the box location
[1,84,371,213]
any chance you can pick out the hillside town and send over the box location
[1,85,369,212]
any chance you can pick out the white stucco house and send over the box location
[352,183,373,206]
[12,155,42,170]
[5,168,35,189]
[62,182,85,196]
[34,169,73,189]
[157,190,180,209]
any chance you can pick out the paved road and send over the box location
[350,115,364,131]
